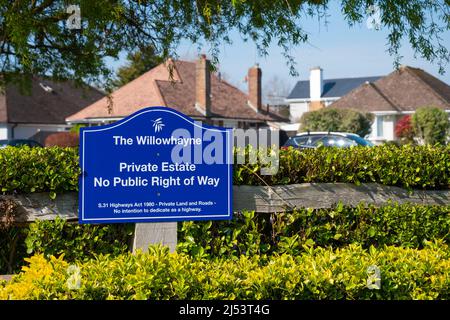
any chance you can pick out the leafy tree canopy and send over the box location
[300,108,374,137]
[412,106,449,145]
[112,45,160,88]
[0,0,448,88]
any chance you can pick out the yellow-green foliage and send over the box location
[0,217,133,274]
[3,202,449,274]
[178,203,450,258]
[1,244,449,300]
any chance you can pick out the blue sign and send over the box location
[79,107,233,224]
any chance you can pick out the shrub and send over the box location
[3,201,450,274]
[25,217,133,261]
[235,144,450,189]
[0,146,79,197]
[1,243,449,300]
[2,202,449,274]
[0,227,27,274]
[0,218,133,274]
[177,203,450,258]
[2,145,450,194]
[412,106,449,145]
[395,115,415,144]
[299,108,373,137]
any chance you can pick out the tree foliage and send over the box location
[395,115,415,144]
[299,108,374,137]
[112,45,160,88]
[412,106,449,145]
[0,0,448,87]
[2,244,450,300]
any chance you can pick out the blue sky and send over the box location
[109,3,449,94]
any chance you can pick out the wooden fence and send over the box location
[2,183,450,253]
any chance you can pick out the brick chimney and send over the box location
[248,64,262,112]
[195,54,211,117]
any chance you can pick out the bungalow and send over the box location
[286,67,381,121]
[330,65,450,143]
[66,55,286,128]
[0,76,104,142]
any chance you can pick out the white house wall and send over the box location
[0,123,10,140]
[289,102,309,122]
[368,114,397,143]
[368,118,378,140]
[382,115,395,141]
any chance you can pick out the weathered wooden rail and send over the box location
[233,183,450,211]
[2,183,450,253]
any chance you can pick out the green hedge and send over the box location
[235,144,450,188]
[24,218,133,260]
[1,145,450,195]
[1,244,449,300]
[178,202,450,258]
[2,202,450,274]
[0,218,133,274]
[0,146,79,197]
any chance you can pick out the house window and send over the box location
[376,116,384,137]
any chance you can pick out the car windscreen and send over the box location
[284,135,323,147]
[314,136,358,147]
[292,136,310,146]
[347,135,374,146]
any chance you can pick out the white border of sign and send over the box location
[80,107,232,222]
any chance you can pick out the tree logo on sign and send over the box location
[152,118,165,133]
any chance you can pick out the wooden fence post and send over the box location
[132,222,177,253]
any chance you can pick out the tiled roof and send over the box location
[67,60,285,122]
[67,63,171,120]
[287,76,381,100]
[0,76,104,124]
[330,66,450,112]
